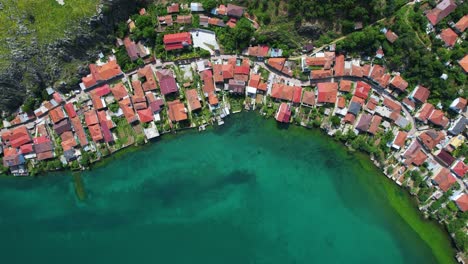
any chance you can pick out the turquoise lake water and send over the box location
[0,113,453,263]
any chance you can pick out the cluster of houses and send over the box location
[1,0,467,221]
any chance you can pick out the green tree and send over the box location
[202,0,217,11]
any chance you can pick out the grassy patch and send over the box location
[0,0,100,67]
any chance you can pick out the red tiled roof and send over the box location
[82,60,123,89]
[440,28,458,47]
[317,82,338,104]
[383,97,402,112]
[91,95,105,110]
[412,85,430,103]
[366,99,378,111]
[119,97,138,124]
[60,131,77,151]
[267,58,286,72]
[368,115,382,135]
[111,83,128,101]
[49,107,66,124]
[248,74,261,88]
[258,82,267,92]
[248,45,269,57]
[302,90,315,106]
[336,97,345,109]
[91,84,110,97]
[334,55,345,76]
[344,113,356,124]
[292,86,303,103]
[234,65,250,75]
[433,168,457,192]
[88,124,103,142]
[452,161,468,178]
[426,0,457,26]
[84,110,99,127]
[64,103,77,118]
[416,103,434,123]
[37,151,54,161]
[167,3,179,13]
[53,93,63,104]
[20,143,34,154]
[176,15,192,24]
[428,109,449,127]
[97,110,114,129]
[168,100,187,122]
[208,93,219,105]
[9,126,32,148]
[271,83,294,101]
[456,194,468,212]
[201,71,215,95]
[186,89,202,111]
[418,130,445,150]
[311,69,332,79]
[369,65,385,80]
[163,32,192,51]
[393,131,408,148]
[138,65,158,91]
[137,108,154,123]
[455,15,468,33]
[339,80,352,92]
[276,103,291,123]
[71,116,88,147]
[390,75,408,92]
[385,30,399,43]
[354,81,371,99]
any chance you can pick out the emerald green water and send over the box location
[0,113,455,263]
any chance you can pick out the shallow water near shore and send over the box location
[0,112,455,263]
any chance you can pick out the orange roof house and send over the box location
[138,65,157,91]
[111,83,129,101]
[271,84,294,101]
[71,116,88,147]
[276,103,291,123]
[415,103,434,123]
[84,110,99,127]
[88,124,103,142]
[432,168,457,192]
[208,93,219,106]
[81,59,123,89]
[167,3,180,14]
[119,97,138,124]
[302,90,315,106]
[334,55,345,76]
[4,126,32,148]
[458,55,468,73]
[60,131,78,151]
[452,160,468,178]
[440,28,458,47]
[428,109,449,128]
[163,32,192,51]
[354,81,371,99]
[369,64,385,80]
[339,80,352,92]
[317,82,338,104]
[455,15,468,33]
[311,69,332,79]
[168,100,187,122]
[186,89,202,111]
[368,115,382,135]
[49,107,66,124]
[389,75,408,92]
[426,0,457,26]
[248,45,269,58]
[410,85,430,104]
[385,30,399,43]
[137,108,154,123]
[392,131,408,149]
[455,194,468,212]
[418,130,445,150]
